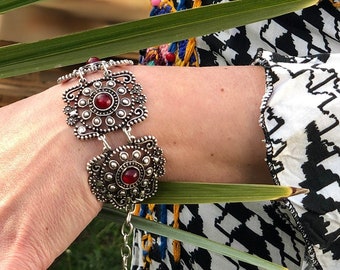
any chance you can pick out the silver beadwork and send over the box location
[62,71,148,140]
[60,59,164,270]
[87,135,165,209]
[60,59,165,209]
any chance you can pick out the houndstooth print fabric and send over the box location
[196,0,339,66]
[256,50,340,270]
[132,1,340,269]
[132,203,306,270]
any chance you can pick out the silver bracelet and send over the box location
[59,58,166,209]
[59,58,166,269]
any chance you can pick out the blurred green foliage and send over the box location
[49,218,122,270]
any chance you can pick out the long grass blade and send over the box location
[100,208,287,270]
[0,0,317,78]
[0,0,41,13]
[143,182,308,204]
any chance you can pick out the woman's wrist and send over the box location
[126,65,271,184]
[0,63,270,269]
[57,63,270,184]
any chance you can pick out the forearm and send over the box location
[0,64,269,269]
[129,65,270,184]
[46,64,269,185]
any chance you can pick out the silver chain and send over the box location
[121,204,135,270]
[98,135,112,151]
[123,127,136,144]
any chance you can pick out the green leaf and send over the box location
[100,207,287,270]
[143,182,307,204]
[0,0,41,13]
[0,0,317,78]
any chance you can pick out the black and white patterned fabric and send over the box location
[255,50,340,270]
[132,202,307,270]
[132,1,340,269]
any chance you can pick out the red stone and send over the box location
[165,52,176,63]
[94,93,112,110]
[86,57,100,64]
[122,168,139,184]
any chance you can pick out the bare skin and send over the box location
[0,65,271,269]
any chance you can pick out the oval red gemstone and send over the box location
[94,93,112,110]
[122,168,139,184]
